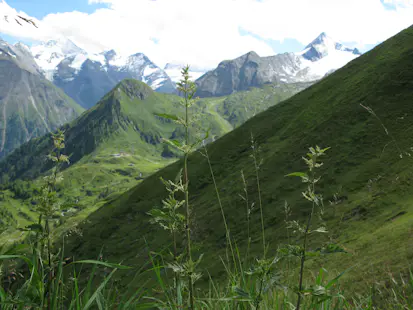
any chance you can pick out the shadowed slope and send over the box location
[65,25,413,293]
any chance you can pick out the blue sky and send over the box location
[1,0,412,68]
[6,0,107,19]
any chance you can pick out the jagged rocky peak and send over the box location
[302,32,361,61]
[103,49,117,62]
[245,50,260,58]
[0,38,42,75]
[31,37,86,80]
[28,37,175,108]
[195,32,362,97]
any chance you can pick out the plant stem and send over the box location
[203,145,237,273]
[46,218,52,310]
[251,135,266,258]
[296,173,316,310]
[241,170,251,266]
[183,81,194,310]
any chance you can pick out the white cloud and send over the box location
[1,0,413,69]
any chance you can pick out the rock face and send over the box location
[195,33,361,97]
[31,39,175,109]
[0,38,83,159]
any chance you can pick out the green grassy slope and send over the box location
[216,81,313,128]
[64,25,413,293]
[0,80,220,237]
[0,78,307,236]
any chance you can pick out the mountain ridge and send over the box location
[195,32,361,97]
[0,38,84,159]
[31,38,175,108]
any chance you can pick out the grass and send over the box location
[0,77,306,245]
[1,24,413,309]
[57,24,413,304]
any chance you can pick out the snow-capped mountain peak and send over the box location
[27,37,176,108]
[195,32,362,97]
[31,37,85,80]
[301,32,361,62]
[305,32,330,48]
[29,38,175,100]
[295,32,361,79]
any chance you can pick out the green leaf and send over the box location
[154,113,179,121]
[21,223,43,232]
[162,138,184,151]
[83,269,117,310]
[316,268,327,285]
[320,243,347,254]
[232,286,250,298]
[285,172,309,181]
[67,260,131,270]
[312,285,327,296]
[326,266,354,289]
[312,227,328,234]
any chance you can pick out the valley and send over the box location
[0,79,305,244]
[0,2,411,307]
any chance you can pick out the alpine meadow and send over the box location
[0,1,412,309]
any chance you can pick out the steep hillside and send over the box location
[0,38,84,159]
[0,80,204,181]
[64,25,413,293]
[0,77,308,241]
[215,81,313,128]
[0,77,308,182]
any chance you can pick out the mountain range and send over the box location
[195,32,361,97]
[28,32,360,104]
[31,38,175,109]
[0,32,358,159]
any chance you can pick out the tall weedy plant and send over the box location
[36,129,69,309]
[151,66,205,309]
[147,172,186,307]
[0,130,131,309]
[287,146,329,310]
[250,133,266,258]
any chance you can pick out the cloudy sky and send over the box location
[1,0,413,69]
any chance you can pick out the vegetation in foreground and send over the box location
[0,113,411,309]
[1,25,413,309]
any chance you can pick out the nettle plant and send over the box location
[148,66,207,309]
[0,130,130,309]
[286,146,348,309]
